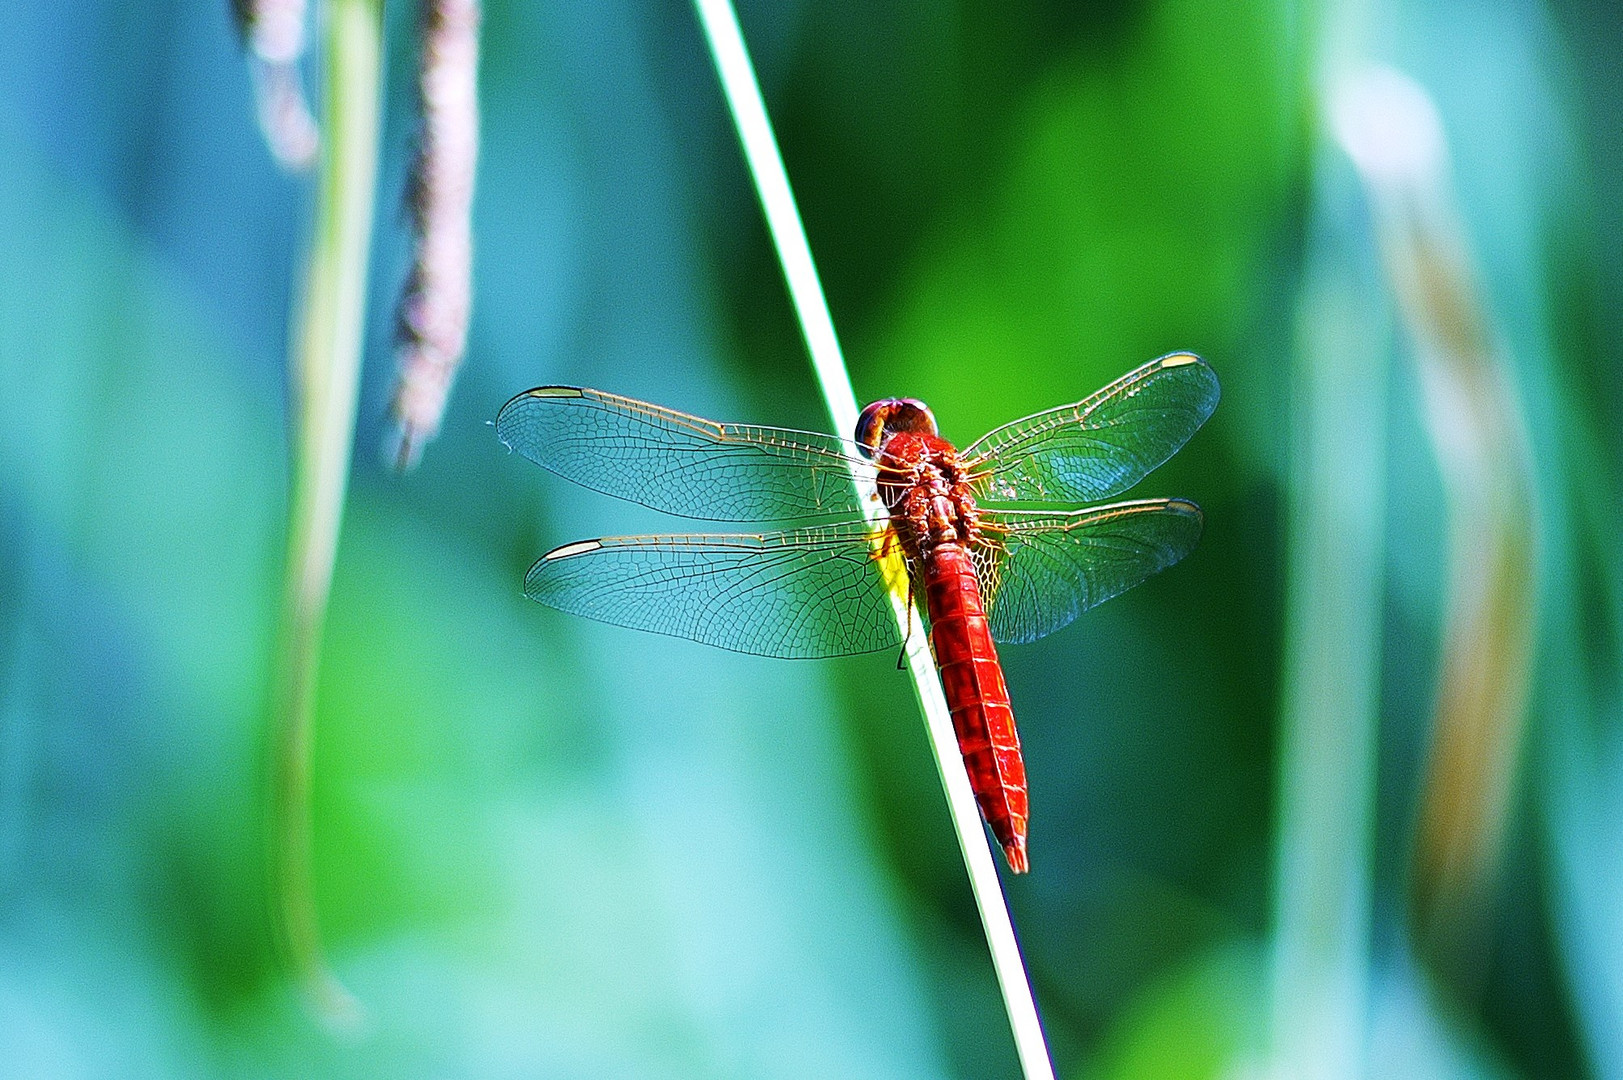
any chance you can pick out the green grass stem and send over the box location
[692,4,1055,1077]
[1265,85,1391,1080]
[270,0,385,1029]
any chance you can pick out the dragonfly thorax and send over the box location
[873,431,981,555]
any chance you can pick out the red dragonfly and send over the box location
[497,353,1218,873]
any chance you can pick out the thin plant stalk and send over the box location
[271,0,385,1027]
[691,4,1055,1077]
[1266,182,1387,1080]
[1266,83,1393,1080]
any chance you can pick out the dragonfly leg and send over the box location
[896,574,918,670]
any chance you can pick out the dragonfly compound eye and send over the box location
[855,398,939,458]
[855,399,891,458]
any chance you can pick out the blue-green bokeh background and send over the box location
[1,1,1619,1076]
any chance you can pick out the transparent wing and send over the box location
[525,524,902,659]
[496,386,873,521]
[962,353,1219,506]
[975,499,1204,645]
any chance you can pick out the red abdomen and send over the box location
[922,543,1029,873]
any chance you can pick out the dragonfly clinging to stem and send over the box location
[497,353,1219,873]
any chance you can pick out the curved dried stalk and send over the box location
[1336,68,1538,983]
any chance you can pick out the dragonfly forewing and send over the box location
[962,353,1219,507]
[496,386,876,521]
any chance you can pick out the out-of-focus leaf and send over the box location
[1079,940,1264,1080]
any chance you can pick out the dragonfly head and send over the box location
[855,398,937,458]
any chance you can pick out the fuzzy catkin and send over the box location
[232,0,319,171]
[388,0,482,470]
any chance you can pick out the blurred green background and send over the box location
[1,0,1619,1077]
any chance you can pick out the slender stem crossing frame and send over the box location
[692,5,1055,1077]
[271,0,384,1028]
